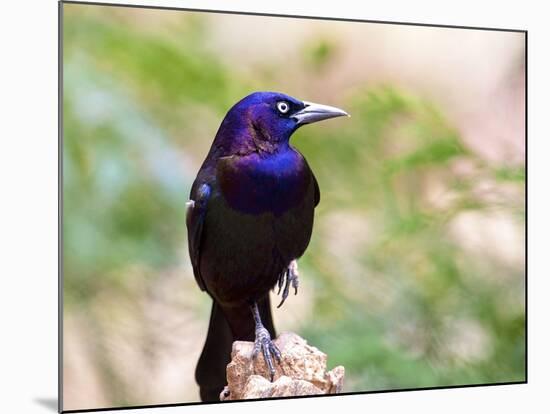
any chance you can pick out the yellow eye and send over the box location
[277,101,290,114]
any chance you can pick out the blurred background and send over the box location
[62,3,525,411]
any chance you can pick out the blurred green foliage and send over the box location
[63,4,525,404]
[302,37,339,72]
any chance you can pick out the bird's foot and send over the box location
[276,259,299,308]
[252,324,281,381]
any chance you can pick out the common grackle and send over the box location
[186,91,348,401]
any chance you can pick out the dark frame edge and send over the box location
[60,0,527,33]
[524,30,529,383]
[60,381,527,413]
[58,0,64,413]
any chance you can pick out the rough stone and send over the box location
[220,332,345,400]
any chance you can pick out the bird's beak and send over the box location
[291,101,350,126]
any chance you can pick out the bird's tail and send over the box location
[195,295,275,402]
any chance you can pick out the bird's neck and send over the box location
[211,113,290,158]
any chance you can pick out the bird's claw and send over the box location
[252,325,281,381]
[277,260,299,308]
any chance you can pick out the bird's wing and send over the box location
[186,183,211,291]
[312,172,320,207]
[300,155,320,207]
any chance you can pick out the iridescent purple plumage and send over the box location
[187,91,348,401]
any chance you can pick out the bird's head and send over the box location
[216,91,349,154]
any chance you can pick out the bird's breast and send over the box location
[216,149,312,216]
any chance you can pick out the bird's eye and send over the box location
[276,101,290,114]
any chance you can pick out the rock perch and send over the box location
[220,332,345,400]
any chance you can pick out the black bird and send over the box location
[186,91,348,401]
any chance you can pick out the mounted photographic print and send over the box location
[60,1,526,412]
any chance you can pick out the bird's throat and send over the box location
[217,149,311,216]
